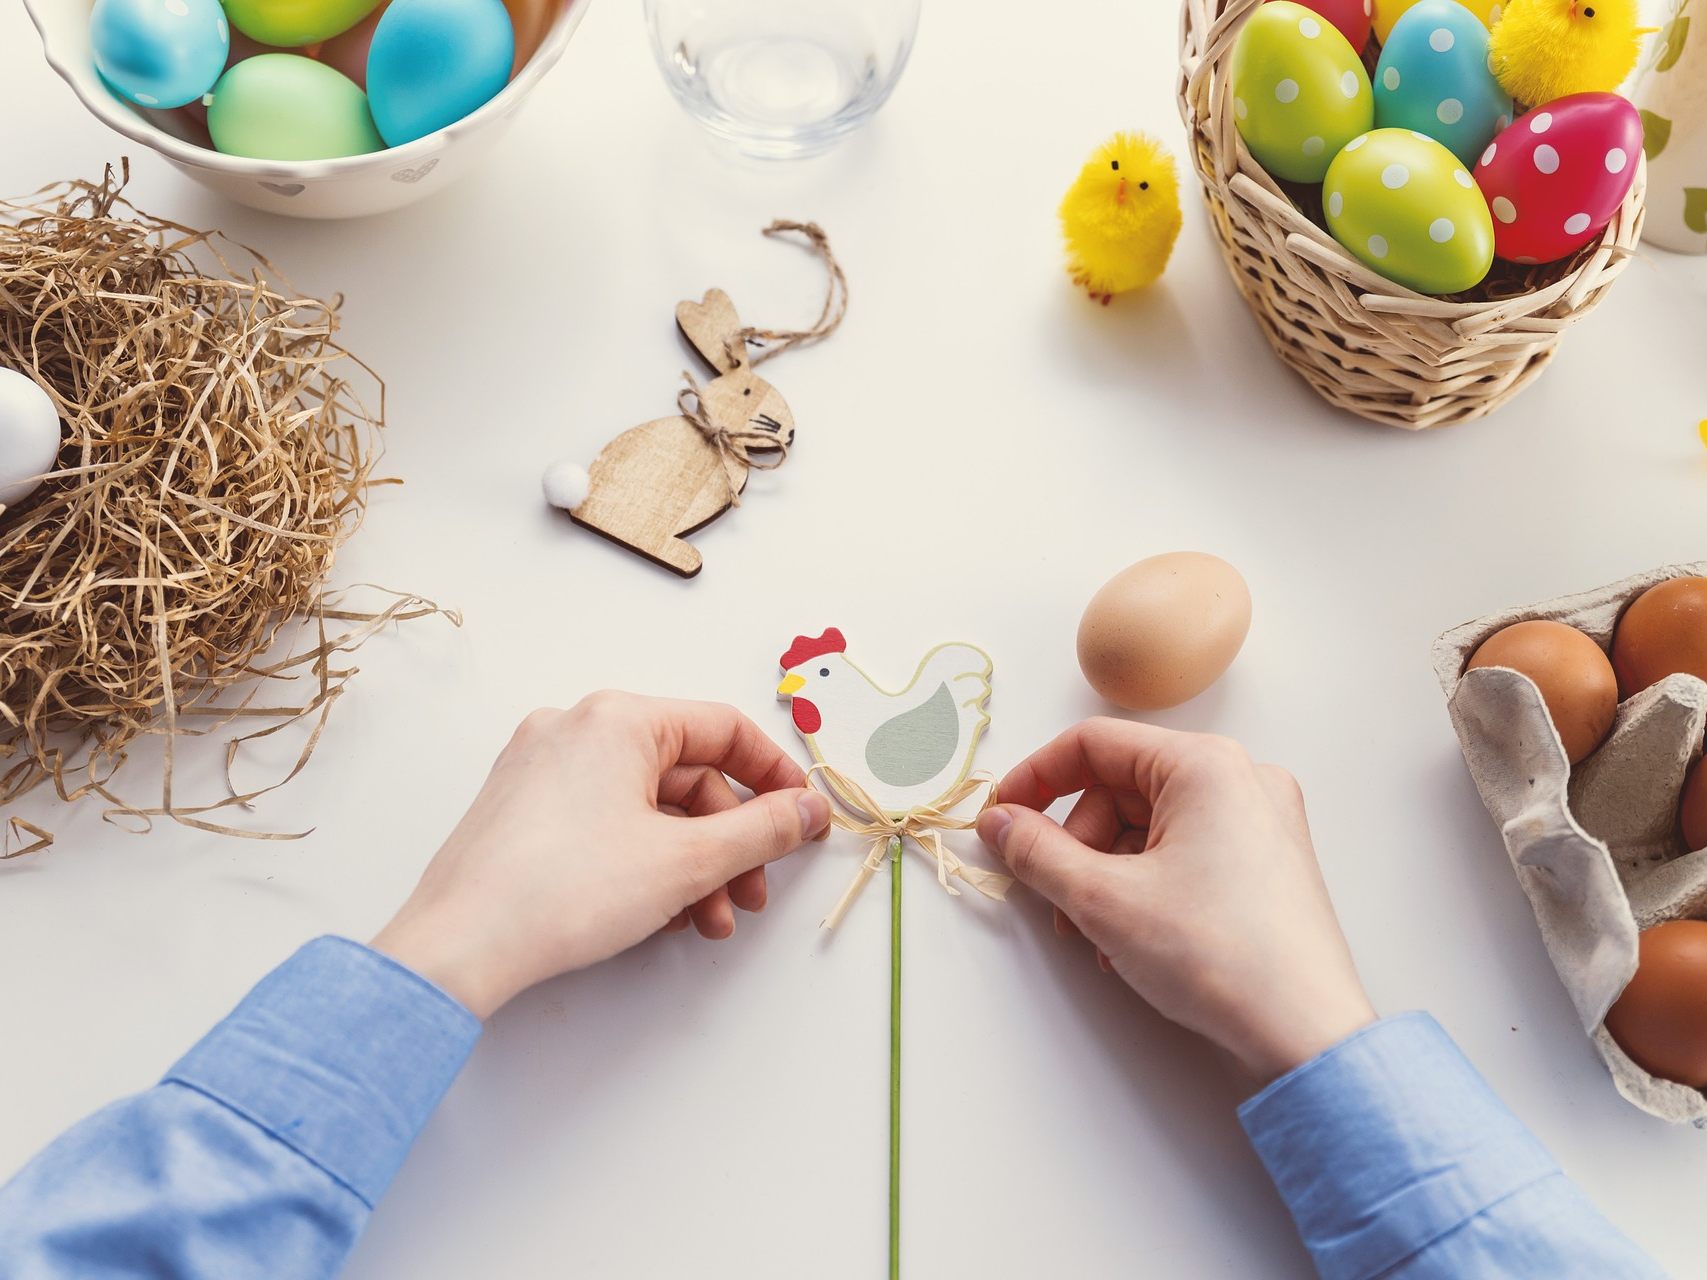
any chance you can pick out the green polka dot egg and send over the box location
[1231,1,1373,184]
[1324,128,1494,294]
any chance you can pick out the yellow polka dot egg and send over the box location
[1324,128,1494,293]
[1231,1,1373,184]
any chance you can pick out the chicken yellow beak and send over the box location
[777,673,806,696]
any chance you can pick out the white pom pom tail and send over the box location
[541,460,591,511]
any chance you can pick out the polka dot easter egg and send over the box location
[1263,0,1372,52]
[1233,1,1374,183]
[1372,0,1503,44]
[89,0,229,109]
[1374,0,1511,166]
[1475,93,1642,264]
[1325,128,1495,292]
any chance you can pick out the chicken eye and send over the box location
[1110,159,1119,171]
[1583,5,1594,12]
[819,667,830,677]
[1139,180,1150,190]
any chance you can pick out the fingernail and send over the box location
[977,807,1012,853]
[798,791,831,840]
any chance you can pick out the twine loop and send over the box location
[807,764,1013,930]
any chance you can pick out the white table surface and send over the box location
[3,2,1706,1276]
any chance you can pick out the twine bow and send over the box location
[676,372,790,506]
[808,764,1013,930]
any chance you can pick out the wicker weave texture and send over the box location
[1178,0,1646,429]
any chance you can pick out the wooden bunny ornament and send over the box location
[543,221,845,579]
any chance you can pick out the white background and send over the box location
[3,1,1706,1276]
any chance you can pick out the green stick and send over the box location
[888,833,903,1280]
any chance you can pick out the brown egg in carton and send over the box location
[1432,562,1707,1125]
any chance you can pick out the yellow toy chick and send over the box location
[1488,0,1652,106]
[1060,132,1182,304]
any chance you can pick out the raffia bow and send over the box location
[807,764,1013,930]
[676,371,789,507]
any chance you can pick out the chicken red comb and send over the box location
[780,628,846,670]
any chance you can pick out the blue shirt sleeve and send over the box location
[1239,1012,1665,1280]
[0,937,481,1280]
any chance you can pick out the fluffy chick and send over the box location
[1060,132,1182,304]
[1489,0,1651,106]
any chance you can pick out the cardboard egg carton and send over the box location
[1432,562,1707,1125]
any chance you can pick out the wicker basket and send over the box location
[1178,0,1646,429]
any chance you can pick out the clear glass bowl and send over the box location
[644,0,922,159]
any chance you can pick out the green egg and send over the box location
[1231,1,1373,184]
[1323,128,1494,294]
[222,0,382,47]
[206,55,383,162]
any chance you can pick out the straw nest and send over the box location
[0,167,449,854]
[1178,0,1645,429]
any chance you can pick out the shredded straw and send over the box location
[0,165,455,855]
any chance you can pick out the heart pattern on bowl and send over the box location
[259,181,306,197]
[391,159,440,184]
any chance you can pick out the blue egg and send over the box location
[365,0,514,147]
[1374,0,1512,167]
[89,0,229,110]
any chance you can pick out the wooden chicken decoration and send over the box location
[542,221,847,578]
[777,628,994,818]
[775,628,1009,1280]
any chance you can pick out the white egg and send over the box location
[0,369,62,511]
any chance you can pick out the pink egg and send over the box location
[1473,93,1642,265]
[1265,0,1371,52]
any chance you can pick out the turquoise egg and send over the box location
[1324,128,1494,293]
[89,0,229,110]
[365,0,515,147]
[1374,0,1511,166]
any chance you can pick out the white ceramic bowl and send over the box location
[24,0,590,218]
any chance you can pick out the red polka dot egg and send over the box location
[1473,93,1642,265]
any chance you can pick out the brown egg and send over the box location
[1604,920,1707,1088]
[1465,620,1617,764]
[1612,576,1707,698]
[1076,552,1251,711]
[1681,757,1707,852]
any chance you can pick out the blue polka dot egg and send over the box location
[1374,0,1511,168]
[1323,128,1494,294]
[1231,1,1373,184]
[89,0,229,110]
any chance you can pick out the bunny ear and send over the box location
[676,288,747,374]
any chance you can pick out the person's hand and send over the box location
[975,719,1375,1083]
[371,693,831,1019]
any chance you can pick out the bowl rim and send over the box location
[24,0,589,179]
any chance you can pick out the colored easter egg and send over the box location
[206,54,383,160]
[1374,0,1511,165]
[1264,0,1372,51]
[1232,1,1375,183]
[1474,93,1643,264]
[1372,0,1502,44]
[1325,128,1495,292]
[222,0,382,46]
[365,0,515,147]
[89,0,229,109]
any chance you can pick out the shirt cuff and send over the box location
[164,936,482,1208]
[1238,1012,1559,1280]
